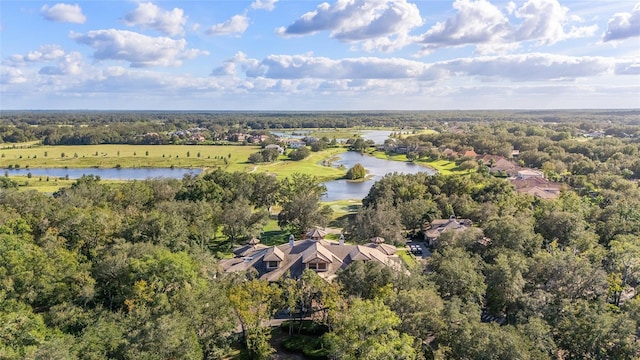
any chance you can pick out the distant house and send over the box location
[462,150,477,158]
[442,148,458,158]
[476,154,504,165]
[190,132,206,142]
[516,169,545,179]
[489,158,520,177]
[510,177,563,200]
[228,133,248,142]
[424,217,472,246]
[265,144,284,154]
[248,134,269,143]
[220,228,401,282]
[288,141,306,149]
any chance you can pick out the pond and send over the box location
[3,151,432,201]
[4,167,202,180]
[321,151,435,201]
[270,129,392,145]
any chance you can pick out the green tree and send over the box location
[336,261,395,300]
[278,173,331,234]
[345,163,366,180]
[485,252,527,318]
[227,278,282,359]
[221,197,268,249]
[322,298,417,360]
[429,247,486,305]
[289,146,310,160]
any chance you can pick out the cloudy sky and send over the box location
[1,0,639,110]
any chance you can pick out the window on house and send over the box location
[308,262,327,271]
[266,261,279,269]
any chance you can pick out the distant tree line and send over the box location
[0,110,638,145]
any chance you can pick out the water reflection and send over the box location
[322,151,435,201]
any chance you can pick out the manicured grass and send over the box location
[417,159,462,175]
[398,250,419,268]
[0,141,40,149]
[324,199,362,220]
[369,151,465,175]
[0,144,349,181]
[0,144,260,170]
[260,219,288,246]
[3,174,124,193]
[250,147,347,182]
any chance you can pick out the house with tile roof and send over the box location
[424,217,473,246]
[220,228,402,282]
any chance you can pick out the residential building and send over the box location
[220,228,401,282]
[425,217,473,246]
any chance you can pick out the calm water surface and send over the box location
[321,151,435,201]
[271,129,392,145]
[5,147,430,201]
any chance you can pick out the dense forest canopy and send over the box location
[0,111,639,359]
[0,110,638,145]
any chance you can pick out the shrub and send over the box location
[289,146,310,161]
[345,163,366,180]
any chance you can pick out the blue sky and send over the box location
[1,0,638,110]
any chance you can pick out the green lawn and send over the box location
[0,144,259,170]
[0,144,349,182]
[250,147,347,181]
[397,250,419,268]
[3,174,125,193]
[369,151,464,175]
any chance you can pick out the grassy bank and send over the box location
[0,144,348,181]
[369,151,463,175]
[3,174,125,193]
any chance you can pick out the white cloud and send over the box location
[40,3,86,24]
[512,0,596,44]
[216,52,613,84]
[39,52,83,75]
[71,29,208,67]
[0,66,27,84]
[123,2,187,37]
[6,45,65,64]
[615,61,640,75]
[276,0,423,52]
[418,0,597,54]
[438,53,611,81]
[603,2,640,42]
[419,0,510,53]
[251,0,279,11]
[207,15,249,36]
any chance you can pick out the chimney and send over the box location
[339,234,344,245]
[289,234,295,247]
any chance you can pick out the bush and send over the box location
[281,335,329,359]
[289,146,311,161]
[345,163,366,180]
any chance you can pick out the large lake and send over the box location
[5,167,202,180]
[4,148,434,201]
[321,151,435,201]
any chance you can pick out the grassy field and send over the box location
[369,151,464,175]
[3,174,125,193]
[0,143,349,181]
[0,144,259,170]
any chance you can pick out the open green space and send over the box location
[0,144,349,182]
[250,147,347,182]
[2,174,125,193]
[0,144,259,170]
[369,150,464,175]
